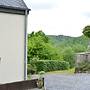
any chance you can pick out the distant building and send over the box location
[0,0,30,83]
[76,52,90,64]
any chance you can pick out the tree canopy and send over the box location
[28,30,60,62]
[83,25,90,38]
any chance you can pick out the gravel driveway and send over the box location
[44,73,90,90]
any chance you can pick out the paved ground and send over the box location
[30,87,45,90]
[44,73,90,90]
[30,88,44,90]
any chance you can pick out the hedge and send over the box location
[28,60,70,73]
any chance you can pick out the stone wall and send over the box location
[76,52,90,64]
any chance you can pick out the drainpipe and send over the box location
[24,10,28,80]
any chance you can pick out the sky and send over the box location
[24,0,90,37]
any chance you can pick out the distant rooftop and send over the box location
[0,0,29,10]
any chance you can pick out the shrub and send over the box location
[27,64,37,74]
[30,60,70,73]
[75,61,90,73]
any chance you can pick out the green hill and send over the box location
[47,35,89,52]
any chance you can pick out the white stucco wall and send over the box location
[0,12,25,83]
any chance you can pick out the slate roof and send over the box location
[0,0,29,10]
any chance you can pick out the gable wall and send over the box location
[0,12,25,83]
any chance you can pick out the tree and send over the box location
[28,34,47,61]
[28,31,60,62]
[62,47,75,68]
[72,44,86,52]
[83,25,90,51]
[83,25,90,38]
[35,30,49,43]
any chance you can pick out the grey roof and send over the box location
[0,0,29,10]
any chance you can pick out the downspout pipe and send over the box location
[24,10,28,80]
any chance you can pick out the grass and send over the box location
[46,68,75,74]
[27,68,75,80]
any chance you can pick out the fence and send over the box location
[0,78,44,90]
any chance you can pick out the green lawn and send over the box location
[46,68,75,74]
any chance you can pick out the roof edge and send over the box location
[0,5,31,11]
[0,6,31,15]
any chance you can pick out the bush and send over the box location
[75,61,90,73]
[30,60,70,73]
[27,64,37,74]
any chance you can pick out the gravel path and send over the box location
[44,73,90,90]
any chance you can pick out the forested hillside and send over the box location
[47,35,89,52]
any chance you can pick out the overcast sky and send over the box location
[24,0,90,37]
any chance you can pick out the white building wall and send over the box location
[0,12,25,83]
